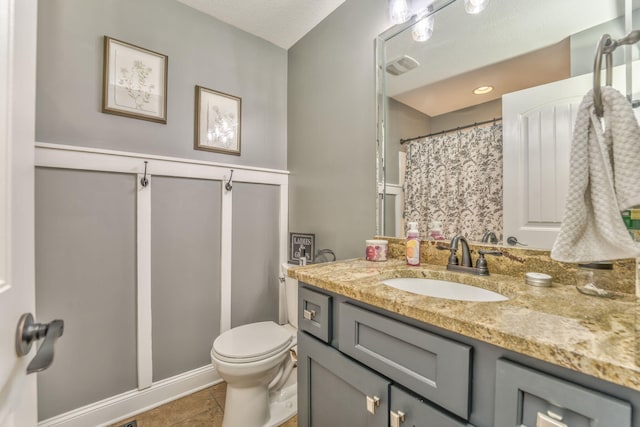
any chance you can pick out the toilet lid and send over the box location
[212,321,293,363]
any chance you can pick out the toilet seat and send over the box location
[213,321,293,363]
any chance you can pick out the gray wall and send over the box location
[36,0,287,170]
[151,177,222,382]
[570,9,640,77]
[386,98,431,185]
[35,168,137,421]
[231,183,280,327]
[430,99,502,133]
[288,0,390,260]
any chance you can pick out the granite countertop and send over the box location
[290,258,640,391]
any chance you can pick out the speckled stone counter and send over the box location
[290,258,640,392]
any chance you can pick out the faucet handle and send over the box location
[475,249,502,273]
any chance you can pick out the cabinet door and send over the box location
[298,331,390,427]
[390,385,473,427]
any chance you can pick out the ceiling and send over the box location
[385,0,630,117]
[176,0,347,49]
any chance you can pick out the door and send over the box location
[0,0,38,425]
[297,332,390,427]
[502,63,631,249]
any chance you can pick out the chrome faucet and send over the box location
[442,234,502,276]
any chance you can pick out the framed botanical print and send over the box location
[102,36,168,123]
[194,85,242,155]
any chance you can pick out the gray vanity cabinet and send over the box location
[298,283,638,427]
[298,331,390,427]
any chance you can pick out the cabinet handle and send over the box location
[303,309,316,320]
[390,410,405,427]
[366,395,381,414]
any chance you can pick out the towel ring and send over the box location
[593,30,640,117]
[593,34,614,117]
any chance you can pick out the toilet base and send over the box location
[265,369,297,427]
[221,367,297,427]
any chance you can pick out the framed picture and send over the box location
[289,232,315,264]
[102,36,168,123]
[194,85,242,155]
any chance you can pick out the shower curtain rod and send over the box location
[399,117,502,145]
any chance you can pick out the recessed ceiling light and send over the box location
[473,85,493,95]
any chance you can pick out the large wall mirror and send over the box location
[376,0,640,249]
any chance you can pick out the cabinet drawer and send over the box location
[299,286,332,343]
[338,302,472,419]
[390,385,473,427]
[495,359,631,427]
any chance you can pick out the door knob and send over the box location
[506,236,528,246]
[15,313,64,374]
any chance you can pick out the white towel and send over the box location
[551,86,640,263]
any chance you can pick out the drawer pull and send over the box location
[390,410,405,427]
[303,309,316,320]
[366,395,381,414]
[537,412,567,427]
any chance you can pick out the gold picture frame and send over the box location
[194,85,242,155]
[102,36,168,124]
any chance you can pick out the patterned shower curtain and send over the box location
[403,122,503,241]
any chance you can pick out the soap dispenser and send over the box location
[406,222,420,266]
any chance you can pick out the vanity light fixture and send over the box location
[473,85,493,95]
[412,4,435,42]
[463,0,490,14]
[389,0,411,24]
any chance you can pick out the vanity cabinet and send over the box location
[298,286,475,427]
[297,283,638,426]
[298,331,472,427]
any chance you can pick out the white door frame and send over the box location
[0,0,38,426]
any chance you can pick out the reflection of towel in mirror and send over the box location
[551,86,640,263]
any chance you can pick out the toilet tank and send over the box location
[281,263,298,329]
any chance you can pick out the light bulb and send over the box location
[412,14,434,42]
[473,85,493,95]
[389,0,411,25]
[464,0,489,14]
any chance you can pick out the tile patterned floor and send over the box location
[109,382,297,427]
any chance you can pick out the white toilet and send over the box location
[211,263,298,427]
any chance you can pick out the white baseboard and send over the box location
[38,366,222,427]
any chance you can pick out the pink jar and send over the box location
[365,239,388,262]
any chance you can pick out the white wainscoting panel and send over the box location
[35,143,289,426]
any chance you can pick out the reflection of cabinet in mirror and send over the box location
[503,62,636,249]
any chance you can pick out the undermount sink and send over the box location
[382,278,508,302]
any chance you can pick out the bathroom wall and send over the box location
[36,0,287,170]
[386,98,431,186]
[35,0,288,422]
[288,0,390,260]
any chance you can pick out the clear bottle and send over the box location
[406,222,420,266]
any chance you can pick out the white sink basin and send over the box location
[382,278,508,302]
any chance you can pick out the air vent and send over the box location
[386,55,420,76]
